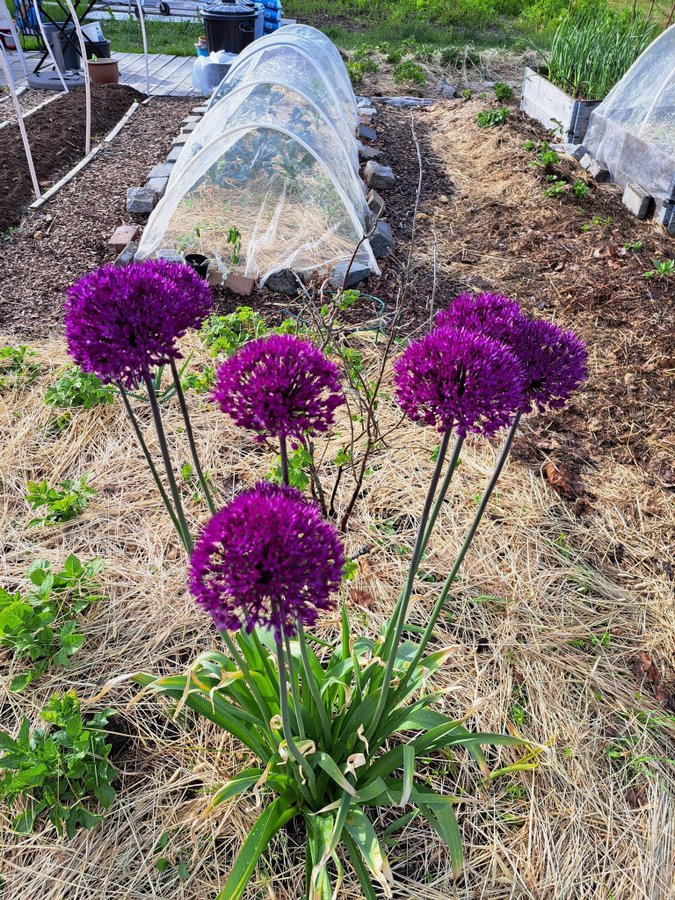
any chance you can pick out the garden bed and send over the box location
[0,84,143,233]
[1,90,674,898]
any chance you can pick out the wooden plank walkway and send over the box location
[0,50,201,97]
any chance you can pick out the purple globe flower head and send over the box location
[510,318,588,413]
[394,326,525,437]
[435,292,526,346]
[212,334,344,439]
[65,260,212,389]
[190,482,345,640]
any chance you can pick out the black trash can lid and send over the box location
[201,0,256,17]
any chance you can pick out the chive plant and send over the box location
[547,2,657,100]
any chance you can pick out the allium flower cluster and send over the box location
[394,327,525,437]
[212,334,344,439]
[190,483,344,639]
[422,291,588,420]
[65,260,212,388]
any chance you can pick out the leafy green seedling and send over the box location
[200,307,268,357]
[26,475,96,527]
[623,240,643,252]
[0,691,117,835]
[572,180,589,199]
[643,259,674,279]
[45,367,116,409]
[394,60,426,86]
[476,107,510,128]
[0,345,40,390]
[494,82,513,101]
[0,555,103,690]
[266,446,312,491]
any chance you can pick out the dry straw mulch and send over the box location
[0,325,674,899]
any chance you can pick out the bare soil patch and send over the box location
[0,84,143,233]
[0,95,194,333]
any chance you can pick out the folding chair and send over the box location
[0,1,28,75]
[13,0,100,77]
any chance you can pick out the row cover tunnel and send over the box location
[137,25,378,285]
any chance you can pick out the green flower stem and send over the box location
[284,630,305,740]
[117,385,183,539]
[396,413,521,700]
[169,359,216,515]
[418,434,464,560]
[221,630,274,730]
[279,434,290,486]
[143,374,193,552]
[379,429,452,664]
[275,633,320,803]
[297,622,331,746]
[369,428,452,741]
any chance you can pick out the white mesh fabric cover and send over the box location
[207,49,359,171]
[170,82,366,215]
[137,125,377,282]
[584,24,675,201]
[215,23,358,131]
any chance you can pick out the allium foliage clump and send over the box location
[394,326,525,436]
[65,260,212,388]
[212,334,344,439]
[190,483,344,638]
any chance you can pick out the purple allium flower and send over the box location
[212,334,344,439]
[65,260,212,388]
[509,318,588,413]
[435,292,526,345]
[190,482,344,639]
[394,326,525,437]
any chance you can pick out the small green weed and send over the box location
[45,367,116,409]
[393,60,426,85]
[493,81,513,101]
[0,555,103,691]
[544,178,567,198]
[26,475,96,527]
[0,345,40,390]
[643,259,674,279]
[572,179,589,199]
[266,446,312,492]
[462,88,472,99]
[200,307,268,357]
[0,691,117,835]
[581,214,613,232]
[522,139,536,151]
[181,364,216,394]
[623,240,643,252]
[476,107,510,128]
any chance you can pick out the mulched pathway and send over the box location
[0,94,194,334]
[0,84,143,232]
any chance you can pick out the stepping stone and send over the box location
[126,186,157,214]
[329,260,371,289]
[115,241,138,266]
[108,224,139,251]
[364,161,395,190]
[622,184,651,220]
[359,123,377,142]
[359,145,381,161]
[146,176,169,198]
[148,163,174,179]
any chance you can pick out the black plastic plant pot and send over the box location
[184,254,211,279]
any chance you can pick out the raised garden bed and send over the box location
[0,84,142,233]
[520,66,600,143]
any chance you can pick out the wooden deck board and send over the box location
[2,51,199,97]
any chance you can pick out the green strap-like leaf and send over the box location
[315,752,356,796]
[342,830,379,900]
[307,812,336,900]
[418,799,463,879]
[204,768,263,815]
[215,797,296,900]
[344,808,393,897]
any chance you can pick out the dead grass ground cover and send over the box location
[0,322,673,898]
[1,92,674,899]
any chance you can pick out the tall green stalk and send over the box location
[143,374,193,553]
[395,412,521,700]
[169,359,216,515]
[117,384,183,539]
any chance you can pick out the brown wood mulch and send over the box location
[0,94,194,333]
